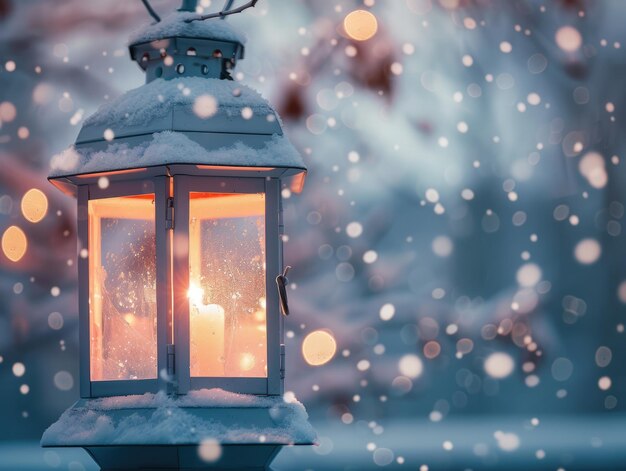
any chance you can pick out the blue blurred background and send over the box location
[1,0,626,469]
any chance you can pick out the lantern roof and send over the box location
[49,76,306,188]
[49,9,306,192]
[81,76,272,133]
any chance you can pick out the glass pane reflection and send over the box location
[88,194,157,381]
[189,192,267,378]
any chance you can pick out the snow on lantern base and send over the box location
[41,388,316,470]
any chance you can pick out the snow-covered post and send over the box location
[41,5,314,470]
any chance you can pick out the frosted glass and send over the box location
[88,194,157,381]
[189,192,267,378]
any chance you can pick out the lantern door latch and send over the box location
[166,197,175,229]
[276,266,291,316]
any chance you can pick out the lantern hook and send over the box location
[140,0,161,22]
[276,266,291,316]
[185,0,259,23]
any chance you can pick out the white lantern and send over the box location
[42,3,314,469]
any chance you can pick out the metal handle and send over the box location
[276,266,291,316]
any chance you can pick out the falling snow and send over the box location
[1,0,626,469]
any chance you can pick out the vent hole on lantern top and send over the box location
[186,47,197,56]
[212,49,223,58]
[176,64,185,74]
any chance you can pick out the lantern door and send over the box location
[173,176,282,395]
[78,178,169,397]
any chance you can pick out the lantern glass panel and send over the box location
[188,192,267,378]
[88,194,158,381]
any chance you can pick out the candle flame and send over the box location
[188,283,205,307]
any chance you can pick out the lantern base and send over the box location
[41,389,316,470]
[83,444,282,470]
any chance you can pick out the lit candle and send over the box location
[190,289,225,377]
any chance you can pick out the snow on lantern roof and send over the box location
[48,77,306,178]
[40,389,317,446]
[49,131,306,177]
[129,11,246,46]
[83,77,275,130]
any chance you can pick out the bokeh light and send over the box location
[516,263,542,287]
[193,94,218,119]
[495,431,520,452]
[379,303,395,321]
[423,341,441,359]
[302,330,337,366]
[484,352,514,379]
[198,438,222,463]
[343,10,378,42]
[12,362,25,377]
[555,26,582,52]
[21,188,48,223]
[0,101,17,122]
[578,152,607,189]
[48,312,64,330]
[398,354,423,379]
[346,221,363,238]
[574,238,601,265]
[2,225,27,262]
[551,357,574,381]
[53,371,74,391]
[432,235,453,257]
[598,376,612,391]
[0,2,624,463]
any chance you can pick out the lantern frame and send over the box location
[172,174,283,395]
[77,176,169,397]
[74,170,286,398]
[42,8,316,468]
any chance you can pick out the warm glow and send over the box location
[302,330,337,366]
[77,168,147,179]
[239,352,256,371]
[290,172,306,193]
[2,225,27,262]
[190,299,226,377]
[21,188,48,223]
[344,10,378,42]
[88,194,157,381]
[188,283,205,306]
[195,165,275,172]
[189,192,267,378]
[253,309,266,323]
